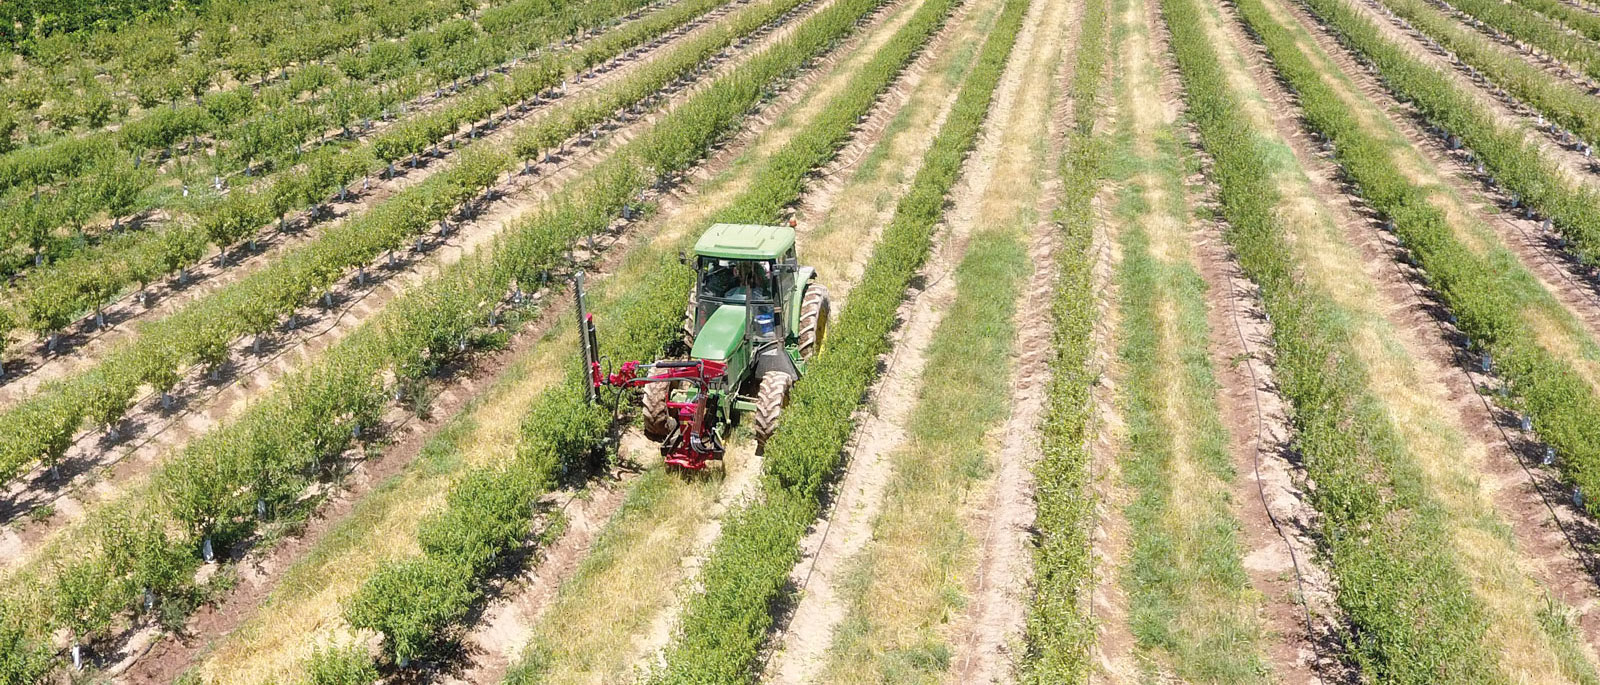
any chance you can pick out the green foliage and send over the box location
[0,0,206,50]
[302,644,379,685]
[417,466,543,573]
[0,611,53,685]
[52,555,125,642]
[649,0,1027,680]
[1022,0,1108,678]
[344,557,476,663]
[0,0,901,675]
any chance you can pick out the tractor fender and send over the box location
[787,266,817,332]
[755,341,801,381]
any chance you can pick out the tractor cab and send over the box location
[686,223,809,382]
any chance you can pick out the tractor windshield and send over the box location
[698,258,776,304]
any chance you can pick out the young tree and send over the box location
[92,153,150,230]
[51,557,123,666]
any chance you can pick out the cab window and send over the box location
[698,258,775,303]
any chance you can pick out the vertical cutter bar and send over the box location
[575,272,598,404]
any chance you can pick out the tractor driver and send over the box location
[701,259,773,302]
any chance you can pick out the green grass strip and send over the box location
[644,0,1027,681]
[1107,25,1270,676]
[1243,0,1600,677]
[0,0,740,341]
[1302,0,1600,268]
[1019,0,1106,678]
[1162,0,1507,679]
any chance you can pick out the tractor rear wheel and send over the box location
[798,283,830,360]
[642,381,675,438]
[752,371,793,449]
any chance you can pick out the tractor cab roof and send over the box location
[693,223,795,261]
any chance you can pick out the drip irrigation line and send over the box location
[1219,243,1325,682]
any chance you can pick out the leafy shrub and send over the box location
[0,612,52,685]
[302,644,379,685]
[345,557,476,664]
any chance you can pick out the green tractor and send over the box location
[581,223,831,469]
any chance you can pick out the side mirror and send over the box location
[678,250,689,266]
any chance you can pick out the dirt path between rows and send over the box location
[760,0,1010,668]
[0,0,754,530]
[102,0,912,679]
[1257,0,1600,649]
[943,0,1077,679]
[0,0,610,288]
[1079,6,1136,682]
[0,0,829,573]
[1083,163,1133,682]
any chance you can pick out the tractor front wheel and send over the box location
[752,371,793,449]
[642,381,675,438]
[798,283,831,359]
